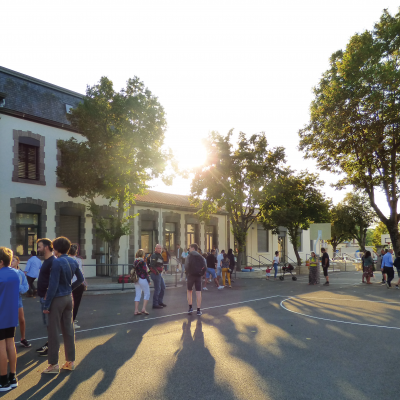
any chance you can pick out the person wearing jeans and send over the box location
[42,237,83,374]
[24,251,41,296]
[273,251,280,280]
[149,244,166,309]
[133,249,150,315]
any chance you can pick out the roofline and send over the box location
[0,66,84,99]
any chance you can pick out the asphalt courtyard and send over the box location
[2,271,400,400]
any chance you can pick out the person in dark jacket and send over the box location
[227,249,235,283]
[149,244,167,309]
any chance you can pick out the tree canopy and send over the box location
[57,76,167,272]
[327,203,353,254]
[260,171,331,265]
[299,9,400,254]
[190,130,286,268]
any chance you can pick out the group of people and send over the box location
[132,243,236,317]
[0,236,86,391]
[374,248,400,288]
[308,248,331,286]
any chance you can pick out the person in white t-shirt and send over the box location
[216,250,225,280]
[273,251,280,280]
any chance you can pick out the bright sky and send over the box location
[2,0,399,216]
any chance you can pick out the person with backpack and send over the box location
[132,249,150,315]
[185,243,206,316]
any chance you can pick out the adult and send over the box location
[176,244,183,273]
[161,247,170,274]
[227,249,235,283]
[0,247,19,391]
[206,249,224,289]
[321,248,330,286]
[180,248,188,281]
[10,256,30,348]
[42,237,84,374]
[308,252,318,285]
[35,238,55,356]
[376,249,385,283]
[221,253,231,288]
[394,251,400,289]
[185,243,206,316]
[217,250,225,282]
[201,253,209,291]
[68,245,85,329]
[382,248,394,288]
[24,250,41,296]
[362,251,374,284]
[133,249,150,315]
[149,244,167,309]
[273,251,280,280]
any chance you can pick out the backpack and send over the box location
[187,253,206,277]
[129,266,138,283]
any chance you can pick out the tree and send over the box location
[327,204,352,254]
[190,130,286,269]
[260,171,331,265]
[372,221,389,251]
[299,9,400,255]
[341,193,377,251]
[57,76,167,274]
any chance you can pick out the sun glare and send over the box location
[179,145,207,170]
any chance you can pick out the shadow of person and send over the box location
[163,318,225,400]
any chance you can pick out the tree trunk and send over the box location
[388,225,400,256]
[109,238,120,277]
[237,252,244,271]
[332,243,337,255]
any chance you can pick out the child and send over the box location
[0,247,20,391]
[266,267,272,280]
[10,256,30,348]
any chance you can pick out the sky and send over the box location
[2,0,399,216]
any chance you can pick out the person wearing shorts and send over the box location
[185,244,206,316]
[394,251,400,289]
[321,248,330,286]
[0,247,20,391]
[206,249,223,289]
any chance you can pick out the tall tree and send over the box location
[299,9,400,254]
[190,130,286,269]
[372,221,389,251]
[341,193,377,251]
[260,171,331,265]
[57,76,167,274]
[327,204,352,254]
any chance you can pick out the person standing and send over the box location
[24,250,42,296]
[176,244,183,273]
[363,251,374,284]
[217,250,225,282]
[68,245,85,329]
[35,238,55,357]
[382,248,394,288]
[149,244,167,309]
[180,248,188,281]
[161,247,170,274]
[378,249,386,284]
[393,251,400,289]
[321,248,330,286]
[133,249,150,315]
[42,237,84,374]
[185,243,206,316]
[273,251,280,280]
[10,256,30,348]
[206,249,224,289]
[227,249,235,283]
[308,252,318,285]
[221,253,231,288]
[0,247,20,391]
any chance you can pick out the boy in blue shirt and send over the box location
[0,247,20,391]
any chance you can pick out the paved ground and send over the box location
[2,271,400,400]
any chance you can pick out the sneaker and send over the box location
[9,375,18,388]
[74,322,80,329]
[20,339,31,348]
[323,282,329,286]
[0,382,11,392]
[37,344,48,353]
[159,303,167,307]
[386,281,390,288]
[202,287,208,291]
[74,319,78,323]
[197,309,203,316]
[39,349,48,357]
[218,286,224,290]
[396,285,399,289]
[188,307,193,315]
[381,282,387,286]
[152,305,163,309]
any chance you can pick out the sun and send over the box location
[178,144,207,170]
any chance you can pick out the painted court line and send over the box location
[24,295,282,343]
[280,297,400,330]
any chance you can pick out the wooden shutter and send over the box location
[60,215,80,244]
[18,143,38,180]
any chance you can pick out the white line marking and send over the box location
[24,295,281,343]
[280,297,400,330]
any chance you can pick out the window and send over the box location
[18,143,39,180]
[16,213,39,256]
[187,224,196,246]
[60,215,80,250]
[206,226,214,252]
[257,224,269,253]
[165,223,175,252]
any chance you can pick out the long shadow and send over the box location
[163,318,226,400]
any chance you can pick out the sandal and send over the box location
[134,312,142,316]
[61,362,75,371]
[141,311,149,315]
[42,364,60,374]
